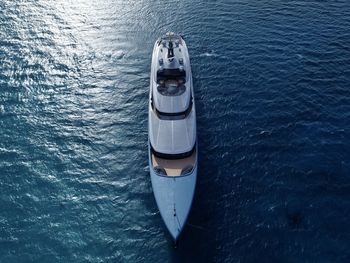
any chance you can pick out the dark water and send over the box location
[1,0,350,262]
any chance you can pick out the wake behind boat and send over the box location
[148,32,197,241]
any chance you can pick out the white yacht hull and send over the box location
[148,32,197,241]
[149,146,197,240]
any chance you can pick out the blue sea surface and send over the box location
[1,0,350,262]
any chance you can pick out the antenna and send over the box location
[168,40,174,59]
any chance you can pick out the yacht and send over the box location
[148,32,197,241]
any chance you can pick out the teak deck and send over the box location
[152,150,196,176]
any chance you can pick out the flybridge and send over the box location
[157,32,185,71]
[154,33,188,101]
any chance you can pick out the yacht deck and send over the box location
[151,150,196,176]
